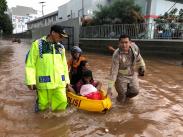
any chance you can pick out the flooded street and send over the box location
[0,40,183,137]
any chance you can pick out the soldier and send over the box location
[107,34,145,103]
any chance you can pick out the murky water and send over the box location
[0,40,183,137]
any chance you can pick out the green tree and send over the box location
[88,0,144,25]
[0,0,13,35]
[154,8,183,39]
[0,14,13,34]
[154,8,183,24]
[0,0,7,15]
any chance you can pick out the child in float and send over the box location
[77,60,89,80]
[67,60,89,93]
[75,70,102,100]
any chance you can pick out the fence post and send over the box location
[0,29,2,40]
[147,23,154,39]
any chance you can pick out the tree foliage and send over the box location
[154,8,183,39]
[83,0,144,26]
[0,0,7,15]
[0,14,13,34]
[0,0,13,35]
[154,8,183,24]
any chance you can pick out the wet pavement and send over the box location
[0,40,183,137]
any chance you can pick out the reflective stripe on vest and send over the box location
[38,39,43,58]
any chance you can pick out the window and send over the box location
[107,0,112,4]
[53,16,56,21]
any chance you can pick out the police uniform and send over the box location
[25,36,70,111]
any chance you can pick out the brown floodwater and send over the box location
[0,40,183,137]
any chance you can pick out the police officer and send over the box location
[107,34,146,103]
[25,25,70,111]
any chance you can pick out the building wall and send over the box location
[12,14,37,33]
[10,6,39,34]
[58,17,80,46]
[27,12,58,30]
[79,38,183,59]
[31,17,80,48]
[58,0,108,22]
[58,3,69,21]
[68,0,82,18]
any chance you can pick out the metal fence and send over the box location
[80,23,183,40]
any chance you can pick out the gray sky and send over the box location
[156,1,183,15]
[6,0,70,15]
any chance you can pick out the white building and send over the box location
[58,0,111,22]
[10,6,39,34]
[27,11,58,30]
[57,0,183,23]
[27,0,183,29]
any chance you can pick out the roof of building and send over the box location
[26,11,58,24]
[11,6,37,16]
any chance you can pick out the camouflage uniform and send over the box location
[108,43,145,102]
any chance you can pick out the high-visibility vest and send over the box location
[25,36,70,89]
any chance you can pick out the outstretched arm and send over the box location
[96,81,102,91]
[107,45,116,54]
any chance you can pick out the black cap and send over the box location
[82,70,93,77]
[51,25,68,37]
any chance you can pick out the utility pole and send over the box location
[82,0,84,17]
[39,1,46,16]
